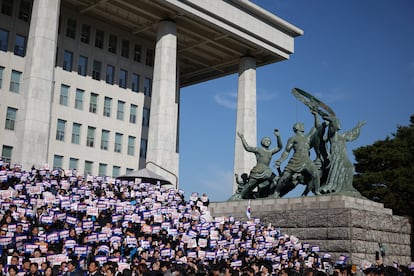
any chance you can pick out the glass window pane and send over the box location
[129,104,137,124]
[71,123,81,144]
[69,158,78,170]
[119,69,127,89]
[112,166,120,178]
[14,34,26,56]
[114,133,122,153]
[108,34,117,53]
[63,50,73,71]
[66,18,76,39]
[75,89,84,110]
[134,44,142,62]
[53,155,63,169]
[131,73,140,92]
[0,29,9,51]
[101,129,109,150]
[103,97,112,117]
[87,126,95,147]
[81,24,90,44]
[144,77,152,97]
[92,60,102,80]
[89,93,98,113]
[59,84,69,106]
[84,160,93,175]
[9,70,21,93]
[1,145,13,163]
[5,107,17,130]
[117,101,125,121]
[78,55,88,76]
[95,29,104,48]
[106,65,114,84]
[18,0,31,22]
[1,0,13,16]
[121,39,130,58]
[56,119,66,141]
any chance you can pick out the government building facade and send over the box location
[0,0,302,188]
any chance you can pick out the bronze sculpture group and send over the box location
[229,88,366,200]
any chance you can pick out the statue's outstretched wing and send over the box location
[292,88,336,117]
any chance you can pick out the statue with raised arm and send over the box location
[320,116,366,195]
[272,111,321,198]
[229,129,282,200]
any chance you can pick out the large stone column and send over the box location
[15,0,60,169]
[233,56,257,193]
[146,20,179,187]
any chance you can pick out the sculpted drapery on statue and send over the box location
[229,88,366,200]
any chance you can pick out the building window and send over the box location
[117,101,125,121]
[1,145,13,164]
[80,24,90,44]
[95,29,104,49]
[129,104,137,124]
[92,60,102,80]
[66,18,76,39]
[140,139,148,158]
[112,166,120,178]
[144,77,152,97]
[108,34,117,54]
[106,64,114,84]
[18,0,31,22]
[0,66,4,88]
[0,28,9,51]
[121,39,130,58]
[56,119,66,141]
[84,160,93,175]
[114,133,123,153]
[127,136,135,156]
[59,84,69,106]
[101,129,109,150]
[1,0,13,16]
[69,158,78,170]
[14,34,26,56]
[75,89,84,110]
[86,126,96,147]
[133,44,142,62]
[78,55,88,76]
[142,107,150,127]
[126,168,134,174]
[131,73,140,92]
[53,155,63,170]
[145,48,154,67]
[119,69,127,89]
[98,163,107,177]
[63,50,73,71]
[5,107,17,130]
[103,97,112,117]
[71,123,81,144]
[89,93,98,113]
[9,70,21,93]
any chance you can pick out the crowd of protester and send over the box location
[0,161,412,276]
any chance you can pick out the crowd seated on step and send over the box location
[0,161,412,276]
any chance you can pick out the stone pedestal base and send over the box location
[208,195,412,265]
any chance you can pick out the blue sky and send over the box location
[178,0,414,202]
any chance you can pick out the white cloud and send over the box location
[214,89,279,110]
[214,92,237,110]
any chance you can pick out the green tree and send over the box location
[353,114,414,221]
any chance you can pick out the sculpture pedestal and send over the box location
[209,195,411,265]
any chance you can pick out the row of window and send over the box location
[56,119,138,156]
[62,17,154,66]
[52,154,134,178]
[3,104,149,154]
[0,0,32,22]
[61,52,152,94]
[58,84,150,126]
[0,28,26,56]
[0,144,134,178]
